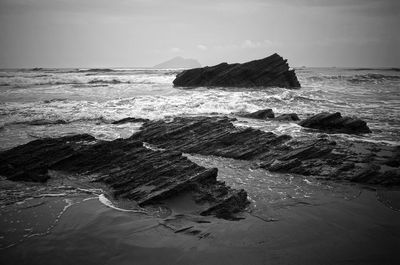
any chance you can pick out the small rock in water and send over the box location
[275,113,300,121]
[299,112,371,134]
[240,109,275,120]
[112,117,150,124]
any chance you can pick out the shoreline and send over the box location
[1,182,399,265]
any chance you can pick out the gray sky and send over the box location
[0,0,399,68]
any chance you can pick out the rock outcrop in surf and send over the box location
[0,134,249,220]
[112,117,149,124]
[240,109,275,119]
[131,116,399,185]
[299,112,371,134]
[173,53,300,88]
[0,115,397,222]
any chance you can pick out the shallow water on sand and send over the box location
[1,157,399,265]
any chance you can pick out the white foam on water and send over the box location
[0,67,399,150]
[35,193,67,198]
[98,194,147,214]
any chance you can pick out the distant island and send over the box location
[153,56,201,69]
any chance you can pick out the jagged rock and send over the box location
[275,113,300,121]
[132,116,292,160]
[0,134,96,182]
[240,109,275,119]
[131,116,399,186]
[173,53,300,88]
[200,189,248,219]
[299,112,371,134]
[0,135,249,220]
[27,119,67,126]
[112,117,150,124]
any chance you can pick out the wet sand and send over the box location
[1,185,399,265]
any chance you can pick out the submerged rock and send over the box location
[131,116,399,186]
[173,53,300,88]
[275,113,300,121]
[239,110,300,121]
[27,119,68,126]
[0,135,249,220]
[299,112,371,134]
[112,117,150,124]
[240,109,275,119]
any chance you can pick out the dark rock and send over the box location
[299,112,371,134]
[0,134,96,182]
[240,109,275,119]
[88,79,122,84]
[200,189,249,220]
[112,117,150,124]
[0,134,249,220]
[27,119,67,126]
[268,158,302,171]
[131,116,399,186]
[131,116,292,160]
[173,53,300,88]
[351,165,381,183]
[275,113,300,121]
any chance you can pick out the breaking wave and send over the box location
[305,73,400,83]
[77,68,115,73]
[0,67,399,149]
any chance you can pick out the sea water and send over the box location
[0,67,399,263]
[0,67,399,150]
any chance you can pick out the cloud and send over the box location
[241,39,273,49]
[170,47,181,53]
[197,44,207,50]
[212,40,274,50]
[241,40,261,48]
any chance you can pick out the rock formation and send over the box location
[240,109,275,119]
[238,109,300,121]
[173,53,300,88]
[112,117,149,124]
[275,113,300,121]
[0,134,249,220]
[299,112,371,134]
[131,116,399,185]
[1,115,397,222]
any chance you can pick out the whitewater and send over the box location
[0,67,399,150]
[1,66,400,265]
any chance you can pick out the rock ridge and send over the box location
[0,135,249,220]
[173,53,300,88]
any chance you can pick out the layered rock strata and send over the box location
[173,53,300,88]
[0,134,249,219]
[299,112,372,134]
[131,116,399,185]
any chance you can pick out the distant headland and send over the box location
[153,56,201,69]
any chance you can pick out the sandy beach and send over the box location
[1,168,399,265]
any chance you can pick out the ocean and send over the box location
[1,67,399,150]
[1,67,399,264]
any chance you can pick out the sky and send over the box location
[0,0,399,68]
